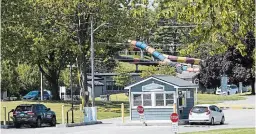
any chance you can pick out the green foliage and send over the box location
[1,60,20,94]
[59,67,79,87]
[16,64,40,91]
[113,63,134,87]
[141,65,176,78]
[159,0,255,58]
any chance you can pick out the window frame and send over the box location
[131,91,176,108]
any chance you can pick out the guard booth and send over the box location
[124,75,198,120]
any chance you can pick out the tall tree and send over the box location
[2,0,157,102]
[199,32,255,94]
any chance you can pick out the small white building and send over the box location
[59,81,104,100]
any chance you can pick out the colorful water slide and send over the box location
[128,40,200,72]
[162,54,201,65]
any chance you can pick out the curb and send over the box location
[0,125,14,129]
[116,120,189,126]
[56,121,102,128]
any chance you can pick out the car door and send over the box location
[209,106,218,120]
[213,105,222,122]
[41,104,52,122]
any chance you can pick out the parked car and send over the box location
[23,90,51,100]
[216,84,238,95]
[189,104,225,125]
[12,104,56,128]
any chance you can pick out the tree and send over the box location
[2,0,157,102]
[159,0,255,56]
[141,65,176,78]
[199,32,255,94]
[113,63,134,87]
[1,60,20,96]
[16,64,40,92]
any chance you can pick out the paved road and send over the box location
[2,96,255,134]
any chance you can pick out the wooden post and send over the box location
[3,107,6,125]
[121,103,124,123]
[62,105,64,124]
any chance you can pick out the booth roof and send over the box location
[125,75,198,89]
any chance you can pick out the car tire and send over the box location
[50,116,56,126]
[220,116,225,125]
[36,118,42,128]
[210,118,214,125]
[14,123,21,128]
[235,91,238,94]
[227,92,230,95]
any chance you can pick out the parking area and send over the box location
[1,108,255,134]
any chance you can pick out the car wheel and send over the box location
[235,91,238,94]
[36,118,42,128]
[14,123,21,128]
[50,116,56,126]
[220,116,225,125]
[227,92,230,95]
[210,118,214,125]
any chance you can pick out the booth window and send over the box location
[155,93,164,106]
[166,93,174,106]
[133,94,142,106]
[143,94,152,106]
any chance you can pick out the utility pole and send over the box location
[90,15,95,107]
[40,72,43,101]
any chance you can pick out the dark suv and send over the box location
[12,104,56,128]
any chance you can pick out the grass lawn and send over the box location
[182,128,255,134]
[197,93,246,104]
[1,94,129,124]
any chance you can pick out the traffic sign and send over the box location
[137,105,144,114]
[170,113,179,123]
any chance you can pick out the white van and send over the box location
[216,84,238,95]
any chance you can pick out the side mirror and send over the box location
[10,109,15,112]
[46,108,51,111]
[219,109,222,112]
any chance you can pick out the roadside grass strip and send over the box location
[217,105,255,110]
[182,128,255,134]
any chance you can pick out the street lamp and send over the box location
[67,63,76,123]
[90,16,109,107]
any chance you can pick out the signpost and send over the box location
[137,106,146,125]
[170,113,179,134]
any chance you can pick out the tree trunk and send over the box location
[251,79,255,95]
[51,79,60,100]
[79,54,90,107]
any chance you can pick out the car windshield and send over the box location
[15,106,32,111]
[191,106,208,113]
[230,85,237,89]
[27,91,38,95]
[43,91,49,95]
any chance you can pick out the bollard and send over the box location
[121,103,124,123]
[3,107,6,125]
[62,105,64,124]
[67,110,69,124]
[8,109,14,125]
